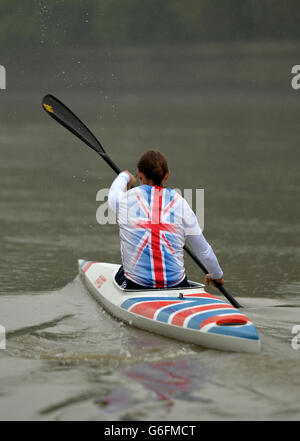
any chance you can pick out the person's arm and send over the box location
[186,234,224,285]
[108,172,130,214]
[182,198,224,285]
[108,171,136,214]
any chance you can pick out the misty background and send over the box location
[2,0,300,48]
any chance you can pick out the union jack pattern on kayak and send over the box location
[120,293,259,341]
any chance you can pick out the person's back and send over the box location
[117,184,190,287]
[108,150,224,290]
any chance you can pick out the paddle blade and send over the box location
[42,94,122,175]
[42,94,105,155]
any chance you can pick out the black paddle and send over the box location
[42,94,242,309]
[42,95,121,175]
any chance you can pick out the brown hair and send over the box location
[137,150,169,186]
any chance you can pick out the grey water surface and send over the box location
[0,44,299,420]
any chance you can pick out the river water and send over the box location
[0,43,300,420]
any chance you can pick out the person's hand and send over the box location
[124,170,136,190]
[205,274,225,287]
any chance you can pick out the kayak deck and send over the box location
[78,260,260,353]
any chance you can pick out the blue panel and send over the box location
[208,323,260,340]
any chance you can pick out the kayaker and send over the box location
[108,150,225,290]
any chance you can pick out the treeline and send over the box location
[1,0,300,49]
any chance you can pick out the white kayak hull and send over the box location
[78,260,260,353]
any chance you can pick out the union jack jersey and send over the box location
[108,173,223,288]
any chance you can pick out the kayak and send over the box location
[78,260,260,353]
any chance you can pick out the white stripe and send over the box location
[161,190,167,286]
[200,322,217,333]
[127,299,182,314]
[160,235,167,287]
[149,188,156,284]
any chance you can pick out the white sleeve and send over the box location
[182,198,202,236]
[108,172,130,214]
[182,197,223,280]
[186,234,223,280]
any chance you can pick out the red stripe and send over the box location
[200,314,248,329]
[131,300,182,319]
[151,187,165,288]
[83,261,96,273]
[81,261,98,284]
[134,220,177,233]
[183,292,222,301]
[172,303,234,327]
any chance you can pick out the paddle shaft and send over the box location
[183,246,241,308]
[42,94,242,308]
[102,153,121,175]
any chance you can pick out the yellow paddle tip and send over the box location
[43,103,53,113]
